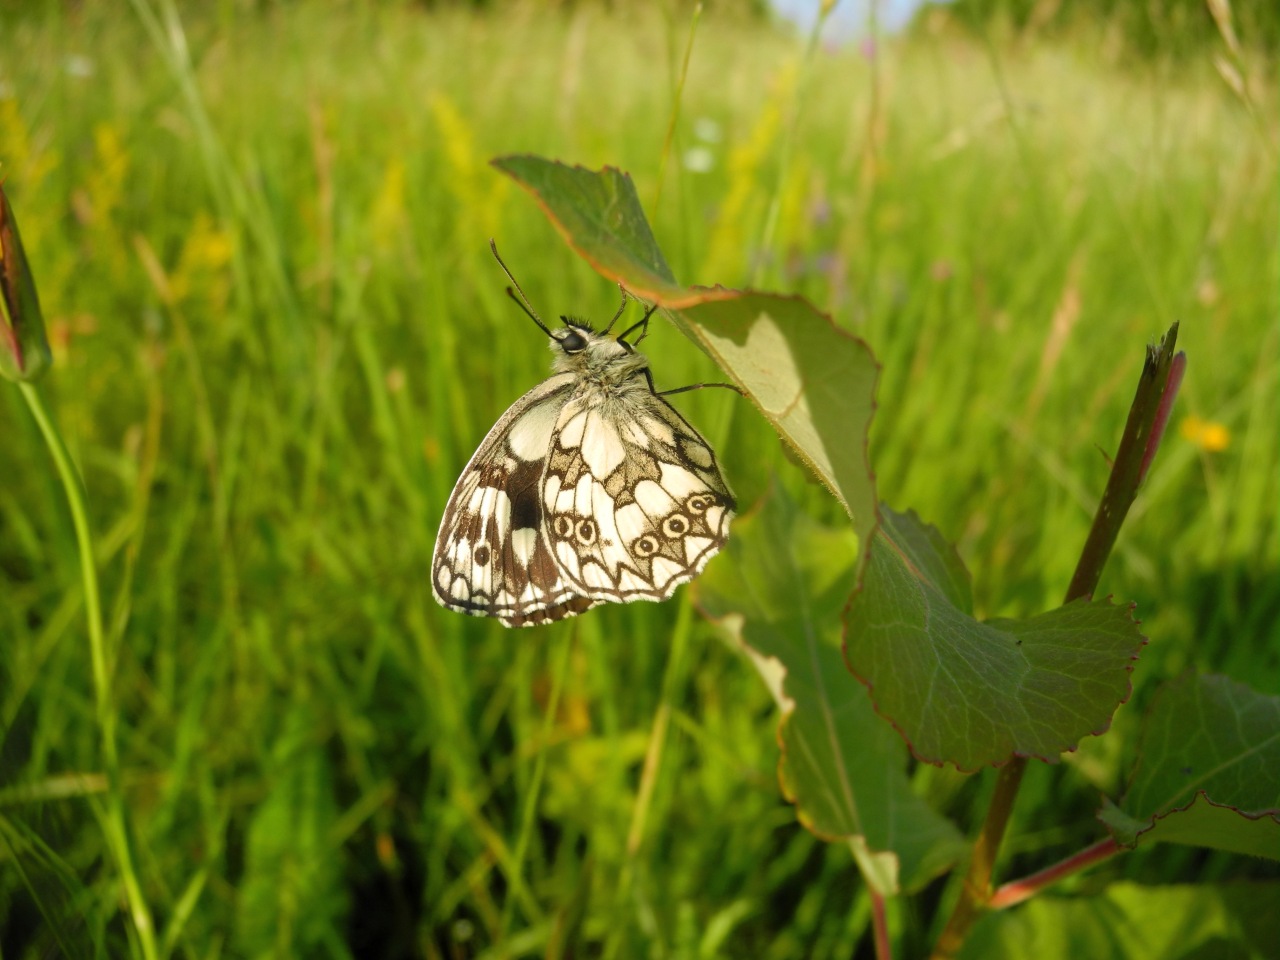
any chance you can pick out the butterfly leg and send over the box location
[656,380,746,398]
[617,302,660,345]
[642,367,745,397]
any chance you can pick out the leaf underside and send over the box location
[696,489,966,895]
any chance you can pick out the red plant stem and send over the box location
[871,888,891,960]
[931,324,1182,960]
[989,837,1121,910]
[1066,326,1182,603]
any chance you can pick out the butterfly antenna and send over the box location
[490,239,555,338]
[603,284,630,334]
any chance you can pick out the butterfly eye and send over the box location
[553,515,575,539]
[686,495,711,514]
[559,330,587,353]
[576,519,597,545]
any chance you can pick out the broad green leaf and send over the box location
[0,183,52,383]
[961,881,1280,960]
[695,489,967,895]
[847,509,1147,771]
[1098,673,1280,859]
[235,703,347,955]
[675,294,878,552]
[491,156,684,297]
[493,155,879,575]
[876,506,973,612]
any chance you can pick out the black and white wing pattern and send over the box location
[432,374,600,627]
[432,278,735,628]
[539,395,734,605]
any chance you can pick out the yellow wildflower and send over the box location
[170,211,234,308]
[1180,415,1230,452]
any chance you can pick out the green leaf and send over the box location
[695,488,967,895]
[0,184,52,383]
[1098,673,1280,859]
[491,155,682,296]
[846,509,1147,770]
[492,155,879,575]
[961,881,1280,960]
[675,294,879,546]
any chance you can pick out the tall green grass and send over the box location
[0,2,1275,956]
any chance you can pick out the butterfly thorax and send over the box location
[550,326,650,396]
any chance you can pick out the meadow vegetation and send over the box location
[0,0,1276,956]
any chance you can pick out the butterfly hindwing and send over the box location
[540,393,734,604]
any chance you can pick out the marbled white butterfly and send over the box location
[432,244,735,627]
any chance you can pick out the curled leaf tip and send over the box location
[0,182,52,383]
[1139,350,1186,485]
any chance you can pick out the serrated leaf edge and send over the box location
[1103,789,1280,853]
[844,587,1148,773]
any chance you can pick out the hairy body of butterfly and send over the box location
[432,284,734,627]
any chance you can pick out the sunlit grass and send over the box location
[0,1,1276,955]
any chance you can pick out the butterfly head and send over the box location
[485,242,652,384]
[549,318,649,382]
[552,318,594,354]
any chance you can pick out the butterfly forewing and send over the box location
[432,375,597,626]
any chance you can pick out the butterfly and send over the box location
[432,243,735,627]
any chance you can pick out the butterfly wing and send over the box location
[432,374,600,627]
[540,392,735,604]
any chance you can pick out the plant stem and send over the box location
[19,382,157,960]
[989,837,1120,910]
[931,324,1182,959]
[932,759,1026,959]
[1066,326,1182,603]
[870,888,891,960]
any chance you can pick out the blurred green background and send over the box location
[0,0,1276,956]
